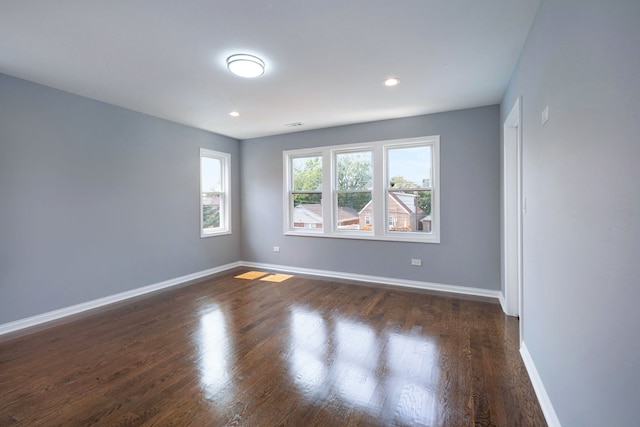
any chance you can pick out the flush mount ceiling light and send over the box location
[229,111,240,117]
[226,54,265,78]
[384,77,400,87]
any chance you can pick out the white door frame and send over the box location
[503,97,524,331]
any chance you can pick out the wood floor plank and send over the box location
[0,269,547,426]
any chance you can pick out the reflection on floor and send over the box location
[0,269,547,426]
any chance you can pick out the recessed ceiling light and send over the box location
[384,78,399,87]
[229,111,240,117]
[227,54,265,78]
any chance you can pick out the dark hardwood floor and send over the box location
[0,269,547,426]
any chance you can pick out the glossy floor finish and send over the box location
[0,270,547,426]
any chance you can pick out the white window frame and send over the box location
[200,148,231,238]
[333,148,374,235]
[283,136,440,243]
[285,152,324,233]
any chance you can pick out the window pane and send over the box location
[201,157,222,192]
[336,151,372,191]
[202,200,220,229]
[292,193,323,229]
[202,156,222,231]
[292,156,322,191]
[337,192,371,230]
[387,190,432,233]
[200,148,230,237]
[388,146,432,189]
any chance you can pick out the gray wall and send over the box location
[501,0,640,425]
[0,73,241,324]
[241,106,501,290]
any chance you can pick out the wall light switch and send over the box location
[411,258,422,266]
[273,246,280,252]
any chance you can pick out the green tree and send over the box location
[203,206,220,228]
[293,157,322,191]
[292,157,323,206]
[292,155,374,212]
[417,190,431,215]
[337,155,372,190]
[389,175,417,189]
[337,153,372,212]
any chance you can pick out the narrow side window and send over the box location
[200,148,231,237]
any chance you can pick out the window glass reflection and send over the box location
[336,320,378,369]
[289,308,328,398]
[196,307,231,400]
[287,307,443,423]
[386,333,440,425]
[334,319,381,408]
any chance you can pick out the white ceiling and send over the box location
[0,1,540,140]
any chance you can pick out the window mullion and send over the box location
[322,149,333,233]
[372,146,385,236]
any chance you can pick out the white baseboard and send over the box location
[520,342,562,427]
[241,261,501,300]
[0,262,241,337]
[499,291,508,313]
[1,261,501,337]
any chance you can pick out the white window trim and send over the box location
[200,148,231,238]
[283,136,440,243]
[284,151,324,234]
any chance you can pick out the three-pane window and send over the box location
[284,136,439,243]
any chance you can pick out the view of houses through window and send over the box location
[285,136,439,243]
[386,145,433,233]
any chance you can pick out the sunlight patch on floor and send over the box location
[260,274,294,283]
[235,271,269,280]
[234,271,294,282]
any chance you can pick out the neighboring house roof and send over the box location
[391,192,420,215]
[337,206,359,222]
[294,204,359,224]
[293,204,323,224]
[358,192,424,216]
[359,199,373,213]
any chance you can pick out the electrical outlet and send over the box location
[273,246,280,252]
[411,258,422,266]
[541,106,549,125]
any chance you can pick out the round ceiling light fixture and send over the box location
[384,77,400,87]
[226,54,265,78]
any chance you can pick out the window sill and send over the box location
[201,229,232,238]
[284,230,440,244]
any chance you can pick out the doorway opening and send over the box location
[503,97,523,338]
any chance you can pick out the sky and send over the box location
[387,146,432,187]
[201,157,222,192]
